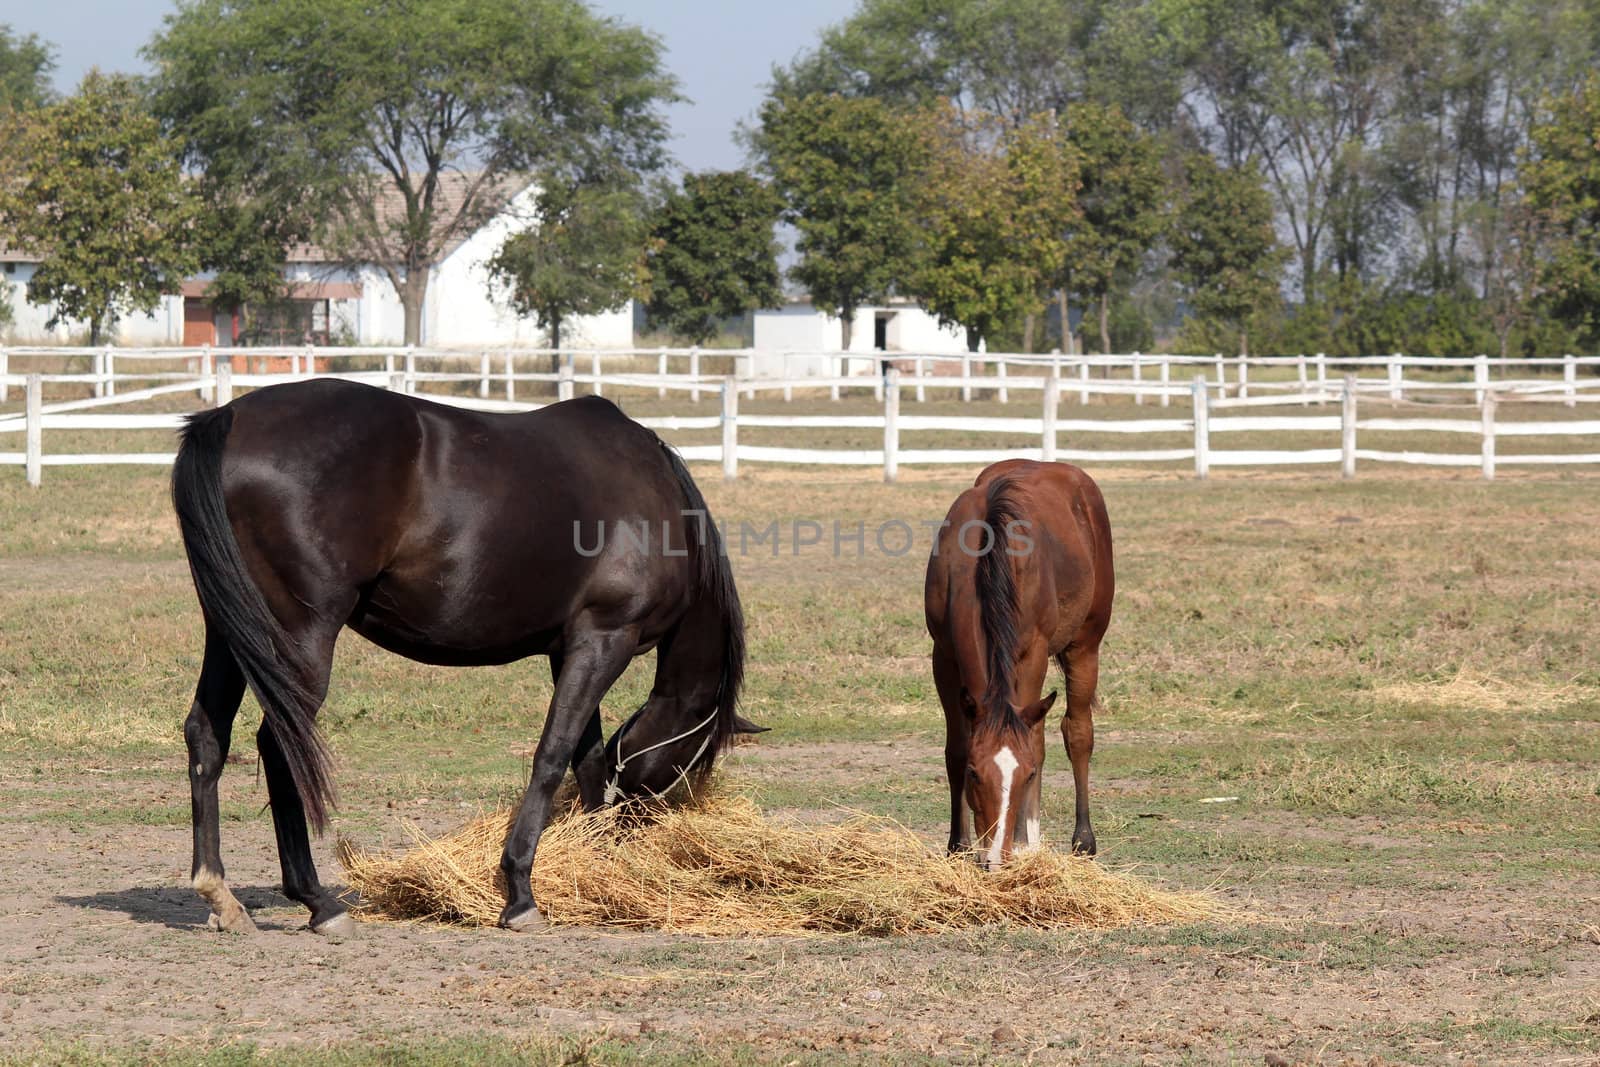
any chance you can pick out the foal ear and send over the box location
[732,713,770,735]
[1020,690,1058,726]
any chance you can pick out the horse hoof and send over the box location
[206,908,257,934]
[499,906,548,932]
[311,911,356,938]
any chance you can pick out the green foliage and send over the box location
[0,23,54,111]
[1061,103,1166,353]
[488,183,649,348]
[644,171,783,344]
[1169,154,1285,355]
[909,108,1079,350]
[1522,73,1600,348]
[0,72,199,345]
[757,93,931,347]
[145,0,676,345]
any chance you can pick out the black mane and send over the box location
[976,477,1026,733]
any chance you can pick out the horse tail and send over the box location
[172,406,335,832]
[659,440,746,753]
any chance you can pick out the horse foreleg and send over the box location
[186,627,251,932]
[1059,647,1100,856]
[547,653,609,811]
[569,709,607,810]
[500,626,637,930]
[932,650,970,855]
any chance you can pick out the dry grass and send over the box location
[1370,667,1585,714]
[338,790,1226,936]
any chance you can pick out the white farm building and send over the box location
[749,296,973,378]
[0,176,633,350]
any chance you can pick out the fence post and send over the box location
[304,342,316,377]
[479,352,491,399]
[104,346,116,397]
[1191,376,1209,480]
[1213,353,1224,395]
[385,351,396,381]
[690,346,702,403]
[721,377,738,481]
[916,355,927,403]
[25,373,42,488]
[1473,353,1488,406]
[1481,391,1496,481]
[1564,353,1576,409]
[216,357,233,406]
[1132,352,1143,405]
[1237,355,1248,400]
[1388,353,1403,403]
[198,344,214,403]
[1078,360,1090,405]
[960,353,972,403]
[403,346,416,393]
[883,367,900,483]
[1042,374,1059,463]
[504,350,515,402]
[558,358,574,402]
[92,348,105,398]
[1341,375,1357,479]
[1296,353,1308,405]
[830,352,841,402]
[657,348,668,400]
[0,345,6,403]
[783,352,793,403]
[996,358,1008,404]
[1315,352,1327,402]
[591,350,602,396]
[1159,357,1171,408]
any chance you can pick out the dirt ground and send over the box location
[3,741,1596,1066]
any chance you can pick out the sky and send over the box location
[4,0,860,173]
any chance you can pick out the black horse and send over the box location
[172,379,748,934]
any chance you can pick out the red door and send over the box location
[183,298,216,346]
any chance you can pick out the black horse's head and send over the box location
[601,698,767,803]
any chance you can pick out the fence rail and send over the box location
[3,346,1600,485]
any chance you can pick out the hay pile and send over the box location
[338,794,1225,936]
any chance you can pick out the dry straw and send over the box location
[338,790,1226,936]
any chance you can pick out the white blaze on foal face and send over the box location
[982,745,1020,869]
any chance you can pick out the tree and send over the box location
[0,24,54,111]
[1169,154,1285,356]
[146,0,676,346]
[910,109,1078,351]
[1521,73,1600,347]
[644,171,783,344]
[488,182,650,353]
[757,93,931,348]
[1061,103,1166,354]
[0,72,198,345]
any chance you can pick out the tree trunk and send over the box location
[1097,293,1110,355]
[1022,313,1036,354]
[401,271,429,346]
[549,317,563,376]
[965,326,981,353]
[1057,289,1073,355]
[840,306,853,351]
[1240,328,1249,358]
[88,317,102,348]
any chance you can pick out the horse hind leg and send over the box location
[255,625,351,935]
[186,627,253,932]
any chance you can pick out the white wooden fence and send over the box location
[3,346,1599,486]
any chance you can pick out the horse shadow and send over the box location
[56,885,297,930]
